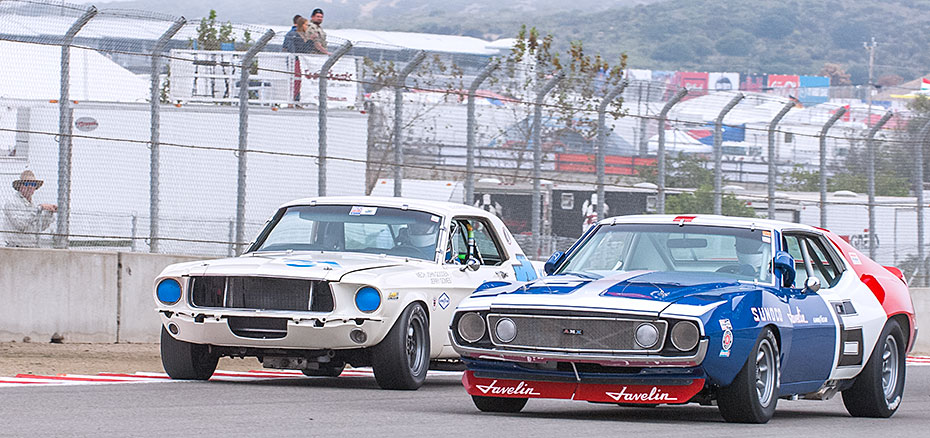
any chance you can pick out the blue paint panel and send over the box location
[513,255,538,281]
[475,281,511,292]
[601,271,744,303]
[285,260,341,268]
[779,291,837,391]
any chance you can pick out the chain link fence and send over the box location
[2,0,930,284]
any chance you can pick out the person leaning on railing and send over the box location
[2,170,56,248]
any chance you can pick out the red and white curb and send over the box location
[0,368,463,387]
[3,358,928,387]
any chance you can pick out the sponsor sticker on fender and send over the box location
[719,318,733,357]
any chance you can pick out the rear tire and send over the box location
[160,326,218,380]
[371,303,430,390]
[842,320,906,418]
[717,328,779,423]
[472,395,528,413]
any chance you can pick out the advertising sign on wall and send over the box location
[798,75,830,105]
[767,74,800,98]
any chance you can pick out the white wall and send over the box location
[2,100,369,255]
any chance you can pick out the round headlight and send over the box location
[355,286,381,313]
[670,321,700,351]
[156,278,181,305]
[457,312,486,343]
[634,323,659,349]
[495,318,517,343]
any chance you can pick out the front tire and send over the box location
[371,303,430,390]
[717,328,779,423]
[842,320,906,418]
[160,326,218,380]
[472,395,528,413]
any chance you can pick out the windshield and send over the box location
[251,205,442,261]
[559,223,773,283]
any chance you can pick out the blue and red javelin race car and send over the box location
[450,215,917,423]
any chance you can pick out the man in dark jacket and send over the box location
[282,14,302,52]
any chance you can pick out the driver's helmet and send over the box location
[407,221,438,248]
[735,237,765,267]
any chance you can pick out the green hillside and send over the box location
[114,0,929,85]
[368,0,930,85]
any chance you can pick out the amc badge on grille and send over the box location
[562,328,583,335]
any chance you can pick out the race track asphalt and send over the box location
[3,366,928,437]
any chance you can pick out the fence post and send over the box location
[54,6,97,249]
[393,50,427,197]
[149,17,186,254]
[234,29,275,254]
[866,111,894,259]
[656,89,688,214]
[766,101,796,219]
[317,41,353,196]
[818,107,847,228]
[713,93,744,215]
[596,79,629,220]
[465,60,499,205]
[917,120,930,286]
[531,71,565,258]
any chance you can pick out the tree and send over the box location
[666,186,758,218]
[639,155,756,217]
[194,10,242,50]
[715,30,754,57]
[819,63,852,86]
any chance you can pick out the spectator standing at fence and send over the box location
[304,8,329,55]
[2,170,56,248]
[282,14,302,53]
[286,16,315,102]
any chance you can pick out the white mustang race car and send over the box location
[153,197,539,389]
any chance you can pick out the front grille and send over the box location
[189,276,334,312]
[227,317,288,339]
[487,313,667,353]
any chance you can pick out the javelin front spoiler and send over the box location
[463,371,706,404]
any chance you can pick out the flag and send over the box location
[922,78,930,91]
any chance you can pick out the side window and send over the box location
[447,218,505,266]
[782,233,844,289]
[805,236,843,288]
[782,235,807,287]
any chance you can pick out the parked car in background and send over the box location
[450,215,916,422]
[154,197,539,390]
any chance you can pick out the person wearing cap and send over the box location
[305,8,329,55]
[3,170,57,247]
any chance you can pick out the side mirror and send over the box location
[804,276,821,293]
[544,251,565,275]
[773,250,796,288]
[461,257,480,272]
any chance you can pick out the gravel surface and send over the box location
[0,342,261,376]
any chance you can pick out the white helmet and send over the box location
[407,222,438,247]
[735,238,765,268]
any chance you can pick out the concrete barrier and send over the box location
[0,246,928,354]
[911,288,929,355]
[0,247,204,343]
[117,252,205,343]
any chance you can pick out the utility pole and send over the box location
[864,37,877,122]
